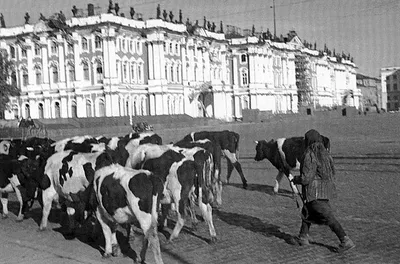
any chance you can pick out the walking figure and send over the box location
[290,129,355,252]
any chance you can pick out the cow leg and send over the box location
[13,186,24,222]
[169,189,184,242]
[224,150,247,189]
[274,171,284,194]
[66,207,76,234]
[39,188,57,231]
[288,173,299,195]
[198,187,217,243]
[138,195,163,264]
[9,175,24,222]
[96,209,114,258]
[1,193,9,219]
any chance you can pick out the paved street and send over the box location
[1,116,400,264]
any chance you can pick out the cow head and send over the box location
[254,139,275,161]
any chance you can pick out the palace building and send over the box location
[0,11,359,121]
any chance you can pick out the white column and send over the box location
[233,57,239,85]
[148,43,154,80]
[57,36,66,83]
[41,38,49,84]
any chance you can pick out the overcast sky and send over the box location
[1,0,399,77]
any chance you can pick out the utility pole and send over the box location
[271,0,276,39]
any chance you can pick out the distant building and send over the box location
[381,67,400,111]
[0,9,359,121]
[356,73,381,111]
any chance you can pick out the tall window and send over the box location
[67,42,74,53]
[123,63,127,81]
[24,104,30,118]
[241,54,247,63]
[122,39,126,51]
[34,44,41,56]
[171,66,174,82]
[137,64,142,82]
[394,83,398,91]
[129,41,133,52]
[175,44,179,54]
[22,70,29,86]
[98,99,105,117]
[82,37,88,51]
[68,65,75,82]
[130,63,135,83]
[83,62,90,81]
[241,70,248,86]
[52,66,59,83]
[95,36,102,49]
[54,102,61,118]
[10,46,16,59]
[51,41,58,54]
[35,69,42,85]
[21,48,27,58]
[96,62,103,83]
[11,71,17,86]
[38,103,44,119]
[86,100,92,117]
[136,42,141,53]
[71,101,77,117]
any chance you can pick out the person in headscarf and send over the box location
[289,129,355,252]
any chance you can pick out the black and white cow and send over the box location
[179,130,247,189]
[0,155,39,221]
[126,144,218,242]
[171,140,222,206]
[254,135,331,195]
[92,164,164,263]
[34,150,113,232]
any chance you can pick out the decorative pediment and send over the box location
[288,35,303,49]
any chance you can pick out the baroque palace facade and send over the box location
[0,13,359,121]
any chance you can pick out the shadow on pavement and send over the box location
[228,183,293,198]
[215,210,296,245]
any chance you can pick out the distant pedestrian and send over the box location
[289,129,355,252]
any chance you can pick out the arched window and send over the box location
[82,37,88,51]
[137,64,142,83]
[171,66,174,82]
[71,101,77,118]
[177,65,180,83]
[83,62,90,81]
[11,71,17,86]
[22,69,29,86]
[125,101,129,116]
[68,64,75,82]
[165,65,168,81]
[35,67,42,85]
[54,102,61,118]
[96,61,103,83]
[34,44,41,56]
[86,100,92,117]
[241,70,248,86]
[241,54,247,63]
[38,103,44,119]
[10,46,16,59]
[130,63,136,83]
[98,99,105,117]
[51,41,58,54]
[52,65,59,83]
[24,104,30,118]
[123,63,127,81]
[95,36,102,49]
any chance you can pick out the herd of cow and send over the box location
[0,129,330,264]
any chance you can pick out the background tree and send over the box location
[0,51,20,119]
[295,54,312,107]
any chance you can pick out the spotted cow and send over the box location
[179,130,247,189]
[34,150,113,232]
[126,144,218,242]
[0,155,39,221]
[254,135,331,195]
[92,164,164,263]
